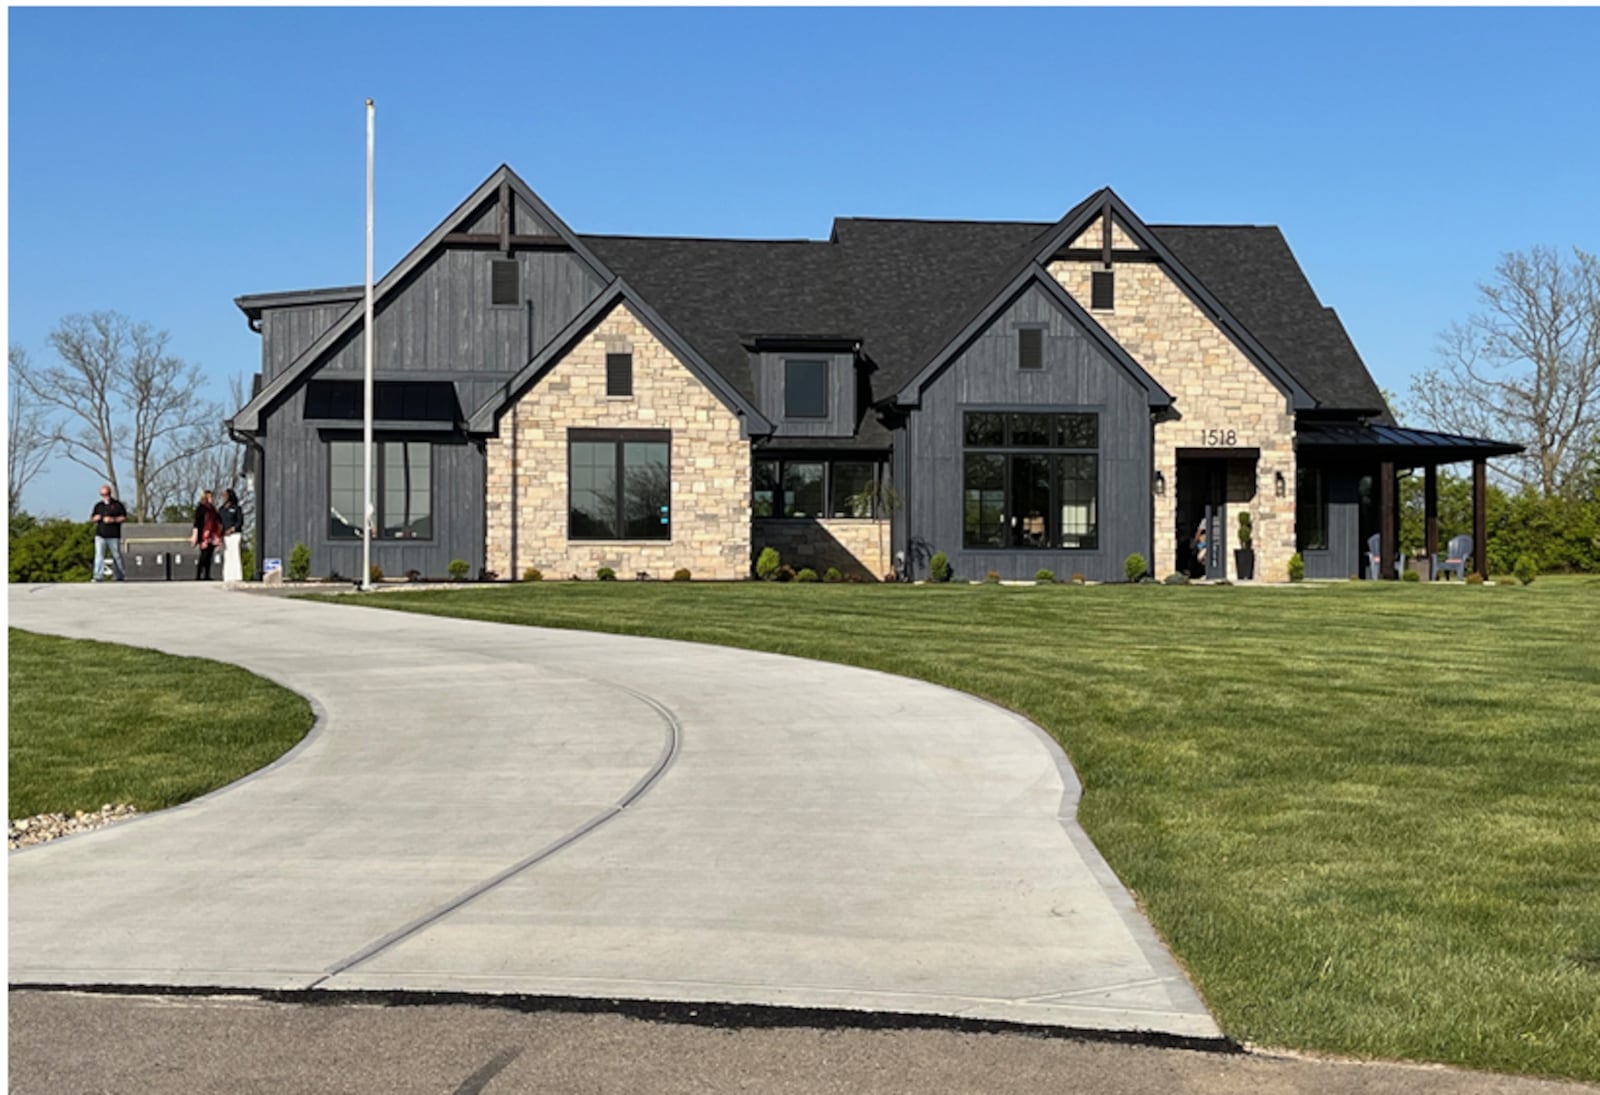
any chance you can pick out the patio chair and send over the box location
[1435,534,1472,581]
[1365,534,1407,580]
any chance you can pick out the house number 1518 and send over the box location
[1202,429,1238,446]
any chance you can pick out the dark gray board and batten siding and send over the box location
[901,283,1153,582]
[752,351,857,438]
[253,245,607,579]
[1300,461,1368,579]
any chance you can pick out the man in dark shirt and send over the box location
[90,484,127,582]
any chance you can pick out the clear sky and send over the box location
[8,6,1598,516]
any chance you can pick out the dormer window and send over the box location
[1018,327,1043,371]
[1091,269,1115,311]
[784,359,828,418]
[490,259,520,307]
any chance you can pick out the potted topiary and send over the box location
[1234,511,1255,581]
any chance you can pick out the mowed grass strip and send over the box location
[316,577,1600,1082]
[8,629,315,818]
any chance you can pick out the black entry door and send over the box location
[1176,459,1227,580]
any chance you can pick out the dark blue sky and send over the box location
[9,6,1598,515]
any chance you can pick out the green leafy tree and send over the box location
[9,518,96,583]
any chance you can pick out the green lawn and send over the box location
[8,629,316,818]
[316,577,1600,1081]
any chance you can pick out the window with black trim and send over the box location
[752,457,885,518]
[961,412,1098,550]
[1297,466,1327,551]
[328,440,433,540]
[568,429,670,540]
[1018,327,1043,370]
[784,359,828,418]
[1091,269,1115,311]
[491,259,520,307]
[606,353,633,397]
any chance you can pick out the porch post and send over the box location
[1379,460,1396,580]
[1424,464,1439,565]
[1473,458,1488,579]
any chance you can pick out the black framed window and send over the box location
[961,411,1098,550]
[1091,269,1115,311]
[784,359,828,419]
[1018,327,1043,371]
[328,440,432,540]
[606,352,633,397]
[752,457,886,518]
[491,259,520,307]
[1297,466,1328,551]
[568,429,670,541]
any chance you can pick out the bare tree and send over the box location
[22,312,222,520]
[1409,246,1600,497]
[150,373,254,529]
[8,346,58,517]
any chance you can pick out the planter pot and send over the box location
[1234,548,1256,581]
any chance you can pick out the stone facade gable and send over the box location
[485,302,751,580]
[1066,214,1140,252]
[1047,258,1298,581]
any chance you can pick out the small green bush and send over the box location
[928,551,952,583]
[1236,510,1253,549]
[1401,568,1421,582]
[1164,572,1189,586]
[1513,554,1538,585]
[288,543,312,582]
[756,547,781,581]
[240,541,255,580]
[1123,553,1147,583]
[447,558,471,581]
[984,570,1001,584]
[796,567,819,583]
[1034,569,1056,583]
[1467,571,1486,585]
[596,566,617,581]
[522,567,543,582]
[672,568,692,582]
[823,566,843,583]
[1287,553,1305,582]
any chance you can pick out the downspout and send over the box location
[227,420,267,580]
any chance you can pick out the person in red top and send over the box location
[190,490,224,581]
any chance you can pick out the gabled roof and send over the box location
[465,279,772,436]
[233,165,612,432]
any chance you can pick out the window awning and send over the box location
[1297,422,1523,466]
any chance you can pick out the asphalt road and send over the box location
[9,991,1596,1095]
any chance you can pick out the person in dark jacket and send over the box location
[218,488,245,582]
[190,490,224,581]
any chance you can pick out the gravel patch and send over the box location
[10,804,140,850]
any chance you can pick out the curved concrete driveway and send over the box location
[8,583,1217,1039]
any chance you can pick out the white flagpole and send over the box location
[361,98,375,591]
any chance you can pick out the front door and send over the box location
[1175,459,1227,580]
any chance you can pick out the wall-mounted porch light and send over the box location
[1274,470,1287,497]
[1153,470,1166,496]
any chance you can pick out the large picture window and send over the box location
[568,429,670,541]
[753,457,886,518]
[962,411,1098,550]
[328,440,433,540]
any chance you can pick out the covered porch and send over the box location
[1295,423,1524,581]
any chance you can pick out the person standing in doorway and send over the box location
[190,490,224,581]
[90,484,127,582]
[218,488,245,582]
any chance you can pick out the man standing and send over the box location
[90,484,127,582]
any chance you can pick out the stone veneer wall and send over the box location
[752,519,891,581]
[485,302,751,580]
[1048,259,1298,581]
[1067,214,1140,252]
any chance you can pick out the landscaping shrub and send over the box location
[1495,575,1518,586]
[1069,572,1086,585]
[7,517,94,583]
[1123,553,1147,583]
[288,543,312,582]
[1467,572,1486,585]
[596,566,617,581]
[369,564,384,583]
[1237,510,1253,549]
[1163,572,1189,585]
[778,564,797,582]
[240,541,255,580]
[447,558,471,581]
[823,566,843,583]
[929,551,953,583]
[1401,568,1421,582]
[672,568,692,582]
[1514,554,1538,585]
[522,567,544,582]
[756,547,781,581]
[1035,569,1056,583]
[984,570,1001,584]
[1287,552,1305,582]
[796,567,819,583]
[406,569,423,582]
